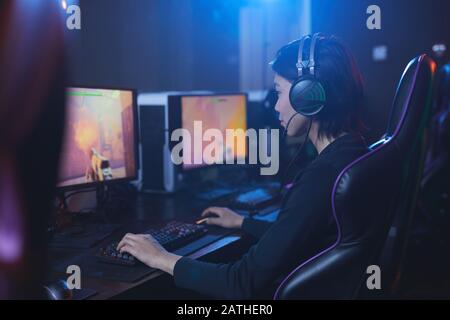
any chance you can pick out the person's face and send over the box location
[273,74,309,137]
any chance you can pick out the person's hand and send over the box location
[200,207,244,229]
[117,233,181,275]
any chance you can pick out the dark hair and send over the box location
[270,35,366,139]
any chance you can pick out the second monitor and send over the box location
[169,93,248,170]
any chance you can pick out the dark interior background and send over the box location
[311,0,450,140]
[66,0,241,91]
[65,0,450,141]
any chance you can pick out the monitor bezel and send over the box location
[56,85,139,192]
[168,92,249,173]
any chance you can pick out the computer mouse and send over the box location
[43,279,73,300]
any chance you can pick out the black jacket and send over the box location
[173,134,368,299]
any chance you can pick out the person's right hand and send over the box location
[200,207,244,229]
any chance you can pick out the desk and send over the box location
[47,188,280,300]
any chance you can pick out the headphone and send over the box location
[280,34,326,188]
[289,33,327,117]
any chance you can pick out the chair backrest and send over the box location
[0,1,66,299]
[378,55,436,294]
[420,62,450,216]
[424,62,450,170]
[435,62,450,114]
[274,54,436,299]
[436,62,450,152]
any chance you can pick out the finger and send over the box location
[120,244,138,257]
[201,207,216,217]
[117,236,138,251]
[117,238,131,251]
[214,207,227,217]
[124,233,148,246]
[123,233,151,246]
[205,217,221,226]
[119,233,138,245]
[117,233,136,248]
[124,233,143,241]
[196,217,208,225]
[117,237,127,250]
[203,207,224,218]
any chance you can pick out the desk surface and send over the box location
[47,187,279,300]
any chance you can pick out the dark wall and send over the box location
[66,0,450,138]
[66,0,240,92]
[311,0,450,141]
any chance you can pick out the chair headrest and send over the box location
[384,55,436,152]
[436,62,450,112]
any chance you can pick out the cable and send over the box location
[64,188,97,201]
[280,118,313,190]
[56,188,97,210]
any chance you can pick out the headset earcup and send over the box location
[289,77,326,117]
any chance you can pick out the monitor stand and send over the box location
[49,185,118,249]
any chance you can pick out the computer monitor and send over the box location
[169,93,248,170]
[57,87,138,190]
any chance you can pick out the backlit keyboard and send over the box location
[96,221,208,266]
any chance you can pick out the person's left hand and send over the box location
[117,233,181,274]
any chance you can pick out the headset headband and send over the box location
[296,33,324,77]
[296,35,310,77]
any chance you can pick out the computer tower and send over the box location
[137,92,212,193]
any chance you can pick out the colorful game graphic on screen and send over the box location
[58,88,136,188]
[181,95,247,169]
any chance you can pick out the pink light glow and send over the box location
[0,157,24,263]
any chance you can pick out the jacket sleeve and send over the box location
[241,217,273,239]
[173,165,337,299]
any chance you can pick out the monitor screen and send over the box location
[57,87,137,189]
[179,94,247,170]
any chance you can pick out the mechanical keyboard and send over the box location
[96,221,208,266]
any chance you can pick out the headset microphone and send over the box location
[282,112,301,140]
[279,118,313,192]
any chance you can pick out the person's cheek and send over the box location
[279,95,288,119]
[284,96,295,120]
